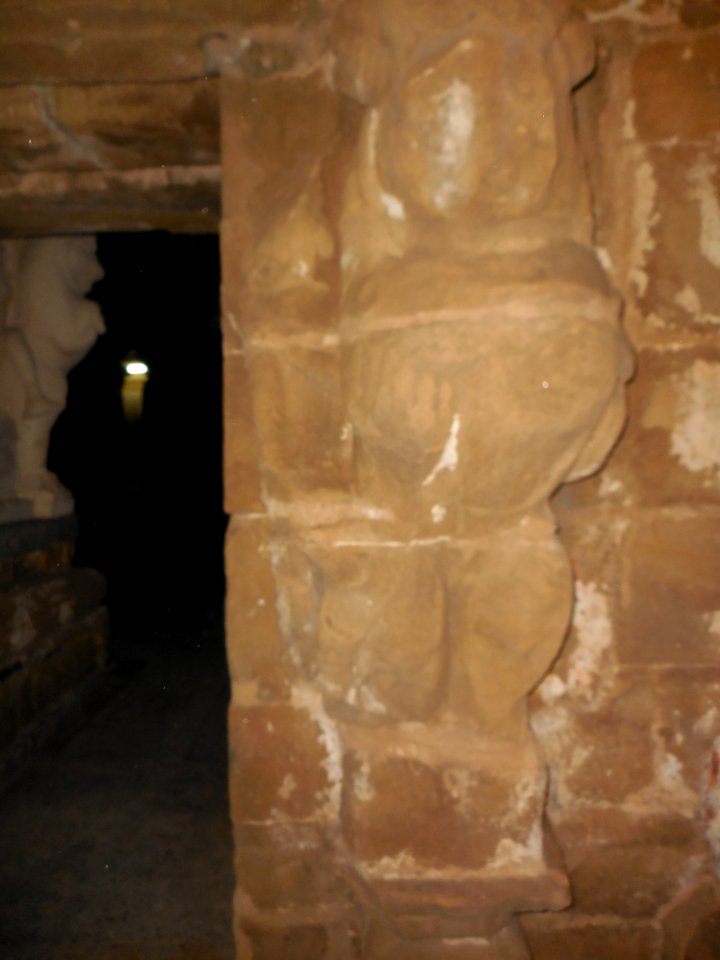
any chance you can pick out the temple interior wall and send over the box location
[0,1,718,957]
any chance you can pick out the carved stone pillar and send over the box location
[220,1,632,955]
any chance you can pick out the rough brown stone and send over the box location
[550,809,713,917]
[222,351,264,515]
[521,913,662,960]
[219,70,342,337]
[0,165,220,237]
[0,81,219,177]
[341,730,548,873]
[232,823,355,915]
[245,346,352,500]
[681,0,720,27]
[633,38,720,142]
[271,541,445,724]
[228,701,337,823]
[224,517,295,698]
[0,0,330,85]
[619,514,720,665]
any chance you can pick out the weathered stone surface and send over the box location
[619,514,720,665]
[342,287,631,526]
[225,517,295,698]
[228,700,338,823]
[0,81,219,176]
[221,0,632,952]
[547,809,715,921]
[640,145,720,340]
[0,607,107,749]
[0,165,220,237]
[555,348,720,510]
[633,37,720,141]
[681,0,720,27]
[367,922,531,959]
[222,352,264,515]
[0,0,331,85]
[0,567,105,672]
[341,730,549,874]
[270,540,445,724]
[232,823,356,915]
[245,346,352,500]
[521,913,662,960]
[220,70,343,337]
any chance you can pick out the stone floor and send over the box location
[0,629,235,960]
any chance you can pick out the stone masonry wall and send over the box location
[522,3,720,957]
[221,1,638,956]
[0,519,107,753]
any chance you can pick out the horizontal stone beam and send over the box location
[0,0,331,84]
[0,81,220,177]
[0,164,220,236]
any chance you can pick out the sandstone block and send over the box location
[285,542,445,724]
[554,347,720,509]
[367,921,531,960]
[232,823,354,915]
[342,278,629,521]
[619,513,720,665]
[551,809,711,917]
[633,38,720,142]
[521,913,662,960]
[220,73,340,336]
[245,347,351,500]
[681,0,720,27]
[224,517,296,698]
[228,701,338,823]
[444,530,573,736]
[641,145,720,339]
[341,731,548,875]
[222,352,263,515]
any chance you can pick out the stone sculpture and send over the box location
[222,0,635,949]
[0,236,104,519]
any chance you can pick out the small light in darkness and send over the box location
[125,360,149,376]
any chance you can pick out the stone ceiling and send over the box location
[0,0,329,236]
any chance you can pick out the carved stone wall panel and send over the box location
[221,0,632,952]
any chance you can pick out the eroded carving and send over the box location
[0,236,104,518]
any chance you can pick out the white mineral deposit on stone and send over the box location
[291,683,343,818]
[675,283,702,315]
[566,580,613,694]
[380,191,406,221]
[536,672,567,704]
[622,99,637,140]
[422,413,461,486]
[291,259,310,276]
[431,503,447,523]
[694,706,719,737]
[671,360,720,479]
[433,79,475,210]
[277,773,297,800]
[599,472,623,497]
[629,158,659,297]
[488,822,543,869]
[689,154,720,268]
[353,759,376,803]
[588,0,677,22]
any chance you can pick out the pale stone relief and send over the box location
[0,236,104,519]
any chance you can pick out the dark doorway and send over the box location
[0,232,234,957]
[48,231,226,654]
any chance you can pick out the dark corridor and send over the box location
[49,231,227,650]
[0,232,234,959]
